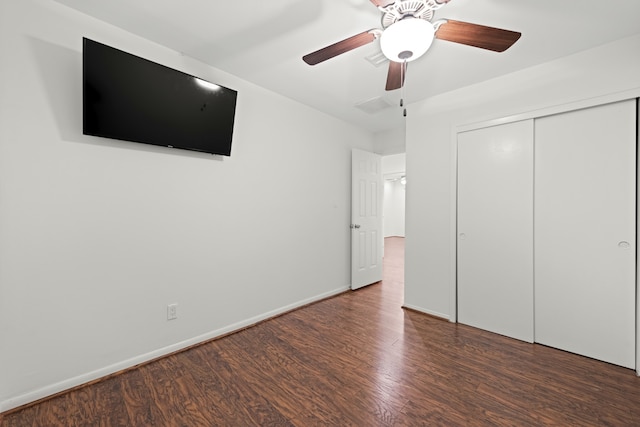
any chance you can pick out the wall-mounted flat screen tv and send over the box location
[83,38,237,156]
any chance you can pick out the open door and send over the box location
[351,149,383,290]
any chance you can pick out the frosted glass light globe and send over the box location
[380,18,435,62]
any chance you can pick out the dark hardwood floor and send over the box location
[3,236,640,426]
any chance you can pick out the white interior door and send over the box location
[351,149,383,290]
[535,100,636,369]
[457,120,534,342]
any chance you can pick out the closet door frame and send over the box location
[448,89,640,375]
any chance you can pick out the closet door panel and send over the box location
[457,120,534,342]
[535,100,636,369]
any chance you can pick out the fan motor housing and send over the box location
[381,0,445,28]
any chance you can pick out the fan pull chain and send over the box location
[401,60,407,117]
[399,61,404,108]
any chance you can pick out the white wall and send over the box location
[383,180,405,237]
[373,126,406,155]
[404,34,640,319]
[382,153,406,176]
[0,0,374,411]
[382,153,406,238]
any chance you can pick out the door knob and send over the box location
[618,241,630,249]
[459,233,466,240]
[354,224,361,229]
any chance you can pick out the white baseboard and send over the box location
[0,285,349,413]
[402,303,450,321]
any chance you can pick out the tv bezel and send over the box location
[82,37,238,156]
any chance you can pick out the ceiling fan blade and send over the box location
[435,20,521,52]
[369,0,396,7]
[385,61,406,91]
[303,31,377,65]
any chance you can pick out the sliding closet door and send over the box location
[457,120,534,342]
[535,100,636,369]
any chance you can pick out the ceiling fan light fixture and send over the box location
[380,18,435,63]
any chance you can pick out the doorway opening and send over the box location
[382,153,406,293]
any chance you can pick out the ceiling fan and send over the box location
[302,0,521,91]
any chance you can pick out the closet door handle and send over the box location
[618,241,630,249]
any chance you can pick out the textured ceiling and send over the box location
[54,0,640,132]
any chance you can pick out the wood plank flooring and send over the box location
[3,237,640,426]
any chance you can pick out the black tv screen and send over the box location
[83,38,237,156]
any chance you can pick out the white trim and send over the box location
[0,285,349,413]
[403,304,450,321]
[449,87,640,336]
[449,124,458,323]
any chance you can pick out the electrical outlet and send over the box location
[167,303,178,320]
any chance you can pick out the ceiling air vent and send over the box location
[365,51,389,67]
[355,97,394,114]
